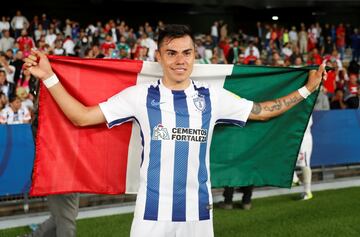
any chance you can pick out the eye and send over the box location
[167,51,176,57]
[184,51,192,57]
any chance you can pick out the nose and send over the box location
[175,54,186,64]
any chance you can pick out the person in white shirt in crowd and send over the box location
[244,40,260,59]
[140,32,157,61]
[0,16,10,38]
[0,95,31,124]
[45,28,57,48]
[11,10,29,39]
[0,29,15,52]
[62,35,75,56]
[0,52,16,95]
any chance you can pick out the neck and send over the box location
[161,77,191,91]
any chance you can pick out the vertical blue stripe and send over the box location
[172,91,190,221]
[196,86,211,220]
[144,83,162,220]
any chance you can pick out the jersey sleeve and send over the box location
[215,88,254,127]
[98,86,138,128]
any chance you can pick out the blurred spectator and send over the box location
[41,13,51,30]
[314,85,330,110]
[345,85,360,109]
[243,49,257,65]
[0,70,10,98]
[244,40,260,58]
[16,86,34,112]
[45,28,57,48]
[210,21,219,47]
[345,73,359,96]
[63,35,75,56]
[53,40,65,55]
[117,36,131,58]
[100,34,116,57]
[0,29,15,52]
[323,60,337,98]
[11,10,29,38]
[140,32,157,61]
[299,23,308,54]
[336,23,346,60]
[11,50,24,85]
[322,36,335,56]
[212,47,227,64]
[0,52,15,95]
[330,88,347,109]
[350,28,360,62]
[227,39,241,64]
[16,29,34,54]
[281,42,293,59]
[0,91,6,110]
[0,95,31,124]
[307,48,322,65]
[289,26,298,48]
[0,16,10,37]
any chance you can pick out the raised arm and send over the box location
[24,49,106,126]
[249,64,326,121]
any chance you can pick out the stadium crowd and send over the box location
[0,10,360,124]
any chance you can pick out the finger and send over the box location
[316,63,326,76]
[28,54,38,61]
[24,58,37,67]
[31,48,45,62]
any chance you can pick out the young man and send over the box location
[25,24,325,237]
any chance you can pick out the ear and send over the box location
[155,50,161,63]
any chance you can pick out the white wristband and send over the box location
[43,74,59,88]
[298,86,311,99]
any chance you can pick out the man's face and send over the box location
[156,35,195,86]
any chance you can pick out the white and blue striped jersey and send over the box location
[99,79,253,221]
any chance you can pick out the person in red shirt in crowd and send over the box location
[323,60,337,98]
[336,23,346,60]
[100,34,116,57]
[243,49,258,65]
[346,73,359,96]
[218,37,231,60]
[307,48,322,65]
[16,29,34,52]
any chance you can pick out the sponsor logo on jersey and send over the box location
[152,124,208,143]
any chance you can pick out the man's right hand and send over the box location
[24,49,55,81]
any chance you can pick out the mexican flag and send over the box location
[30,56,316,196]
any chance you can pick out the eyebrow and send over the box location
[165,48,193,53]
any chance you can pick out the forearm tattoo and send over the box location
[283,95,303,107]
[263,99,282,112]
[251,102,262,114]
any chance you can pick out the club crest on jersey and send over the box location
[193,94,206,112]
[152,124,170,140]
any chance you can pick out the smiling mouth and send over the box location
[172,68,186,72]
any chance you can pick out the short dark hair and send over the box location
[157,24,194,49]
[9,96,20,103]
